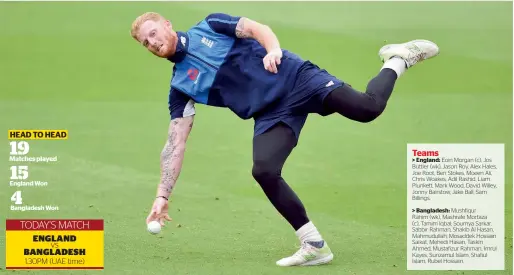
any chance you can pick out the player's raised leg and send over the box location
[322,39,439,122]
[252,123,333,267]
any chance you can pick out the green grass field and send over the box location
[0,2,512,274]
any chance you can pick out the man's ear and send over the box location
[165,20,172,29]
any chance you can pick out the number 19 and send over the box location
[9,141,30,155]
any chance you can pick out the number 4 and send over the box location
[11,191,22,205]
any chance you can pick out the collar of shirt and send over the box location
[167,31,188,63]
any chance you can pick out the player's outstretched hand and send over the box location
[146,197,172,226]
[263,48,282,74]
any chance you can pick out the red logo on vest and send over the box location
[187,68,199,81]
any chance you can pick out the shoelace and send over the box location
[292,242,314,258]
[407,45,426,65]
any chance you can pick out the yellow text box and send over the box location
[8,130,68,140]
[6,219,103,270]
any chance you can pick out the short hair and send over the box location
[131,12,165,41]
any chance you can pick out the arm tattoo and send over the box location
[157,118,192,197]
[158,127,178,194]
[236,18,251,39]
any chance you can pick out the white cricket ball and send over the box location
[147,221,161,234]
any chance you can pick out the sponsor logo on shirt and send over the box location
[201,37,214,48]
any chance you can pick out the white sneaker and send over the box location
[379,39,439,68]
[276,241,334,267]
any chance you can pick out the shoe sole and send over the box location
[299,253,334,266]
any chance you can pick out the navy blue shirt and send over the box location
[167,13,306,120]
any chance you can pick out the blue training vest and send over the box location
[168,14,306,120]
[170,20,235,105]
